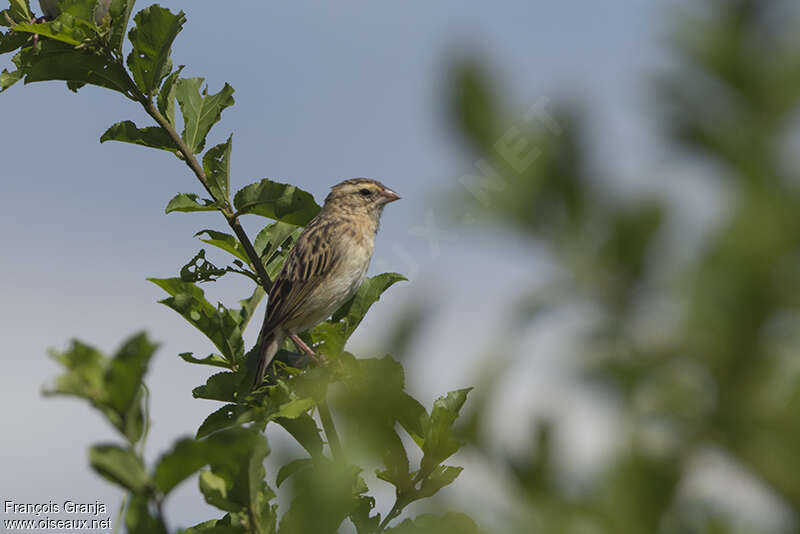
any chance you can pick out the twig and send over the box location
[317,400,344,462]
[139,98,273,291]
[377,498,404,532]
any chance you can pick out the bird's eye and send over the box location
[359,188,372,196]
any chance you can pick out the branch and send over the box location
[317,400,344,462]
[139,99,273,291]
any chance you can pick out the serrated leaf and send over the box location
[153,426,262,495]
[276,458,314,488]
[89,444,149,493]
[100,120,177,152]
[233,179,320,225]
[385,512,479,534]
[274,397,315,419]
[277,414,323,458]
[148,277,243,360]
[412,465,462,501]
[278,461,366,534]
[125,495,167,534]
[228,285,265,332]
[175,77,234,153]
[350,496,380,534]
[0,66,22,91]
[195,229,249,264]
[165,192,218,213]
[420,388,472,476]
[313,273,406,356]
[2,0,32,25]
[108,0,135,52]
[203,135,232,202]
[45,333,156,443]
[196,404,257,439]
[333,272,406,339]
[157,65,182,126]
[253,221,300,259]
[178,352,229,368]
[17,40,129,93]
[127,5,184,94]
[103,333,158,433]
[0,29,29,53]
[192,371,241,402]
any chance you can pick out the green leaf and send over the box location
[350,496,380,534]
[108,0,135,52]
[197,430,277,533]
[157,65,182,126]
[0,65,22,91]
[103,333,158,439]
[195,229,249,264]
[203,135,232,202]
[278,461,366,534]
[148,277,244,360]
[17,40,130,93]
[153,426,263,495]
[276,458,314,488]
[178,352,230,368]
[274,397,315,419]
[254,221,300,259]
[192,371,241,402]
[228,285,265,332]
[196,404,257,439]
[333,272,407,339]
[165,192,219,213]
[385,513,480,534]
[125,495,167,534]
[420,388,472,476]
[312,273,406,357]
[89,444,149,493]
[100,120,177,152]
[127,5,184,94]
[179,249,230,283]
[0,29,28,53]
[375,428,412,491]
[412,465,463,501]
[233,179,320,225]
[45,333,157,443]
[276,414,324,458]
[174,77,234,153]
[2,0,32,25]
[13,13,95,46]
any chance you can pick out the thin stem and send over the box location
[140,99,273,291]
[317,400,344,462]
[377,498,404,532]
[111,494,126,534]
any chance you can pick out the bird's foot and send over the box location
[289,334,327,365]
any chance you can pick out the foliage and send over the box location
[3,1,473,533]
[444,0,800,533]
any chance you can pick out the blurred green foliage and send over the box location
[444,0,800,533]
[3,1,476,532]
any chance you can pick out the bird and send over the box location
[253,178,401,388]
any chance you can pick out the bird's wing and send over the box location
[263,219,342,331]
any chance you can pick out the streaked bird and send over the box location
[253,178,400,387]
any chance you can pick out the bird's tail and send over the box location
[253,328,283,389]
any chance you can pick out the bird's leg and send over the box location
[289,334,326,364]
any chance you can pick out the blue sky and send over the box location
[0,0,695,529]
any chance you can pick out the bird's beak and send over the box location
[379,188,401,204]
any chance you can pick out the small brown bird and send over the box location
[253,178,400,387]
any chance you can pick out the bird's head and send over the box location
[323,178,401,217]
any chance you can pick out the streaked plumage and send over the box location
[253,178,400,387]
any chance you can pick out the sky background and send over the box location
[0,0,731,530]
